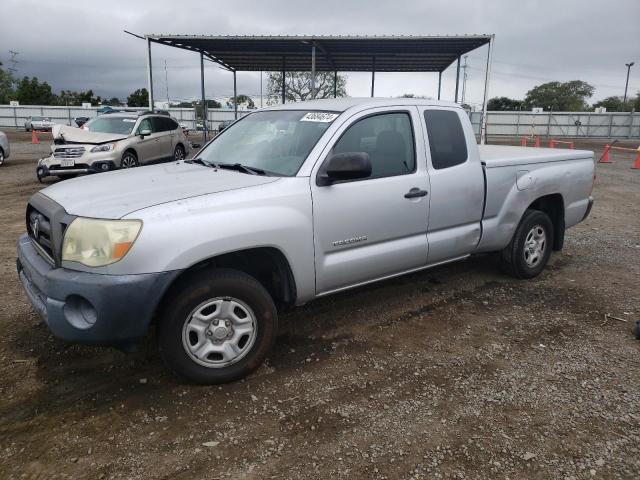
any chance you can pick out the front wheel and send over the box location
[157,268,278,384]
[0,148,4,166]
[500,209,554,279]
[120,151,138,169]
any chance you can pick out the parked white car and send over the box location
[0,131,9,166]
[25,116,56,132]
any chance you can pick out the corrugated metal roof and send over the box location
[146,34,493,72]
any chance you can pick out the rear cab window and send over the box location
[423,110,468,169]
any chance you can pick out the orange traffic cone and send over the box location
[520,137,527,147]
[534,136,540,147]
[31,130,38,144]
[632,148,640,170]
[600,144,612,163]
[548,139,555,148]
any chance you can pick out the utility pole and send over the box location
[623,62,634,107]
[461,55,469,104]
[164,60,170,105]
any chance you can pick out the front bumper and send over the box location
[17,234,179,347]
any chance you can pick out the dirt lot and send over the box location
[0,130,639,479]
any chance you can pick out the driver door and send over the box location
[311,107,430,295]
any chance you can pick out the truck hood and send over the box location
[52,124,128,144]
[41,162,280,218]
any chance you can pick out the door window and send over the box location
[331,112,415,179]
[423,110,468,169]
[152,116,178,132]
[136,118,153,134]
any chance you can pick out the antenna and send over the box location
[8,50,19,77]
[461,55,469,104]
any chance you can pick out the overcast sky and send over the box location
[1,0,638,108]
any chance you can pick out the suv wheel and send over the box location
[0,148,4,166]
[158,268,278,384]
[501,209,554,279]
[121,151,138,169]
[174,144,185,161]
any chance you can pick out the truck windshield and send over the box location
[197,110,339,176]
[84,117,137,135]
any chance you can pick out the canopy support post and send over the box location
[146,37,154,111]
[480,35,495,145]
[371,56,376,97]
[437,71,442,100]
[233,70,238,120]
[200,51,207,142]
[311,45,316,100]
[333,71,338,98]
[281,57,286,104]
[454,55,461,103]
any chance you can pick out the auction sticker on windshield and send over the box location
[301,112,339,122]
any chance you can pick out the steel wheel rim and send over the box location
[121,155,136,168]
[181,297,258,368]
[174,147,184,161]
[523,225,546,267]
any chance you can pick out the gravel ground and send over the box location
[0,130,639,479]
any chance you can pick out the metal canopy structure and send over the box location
[141,34,495,142]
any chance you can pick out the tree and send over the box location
[104,97,122,106]
[0,62,15,104]
[57,89,103,106]
[523,80,594,111]
[487,96,523,111]
[127,88,149,107]
[14,76,56,105]
[229,94,255,109]
[266,71,347,103]
[634,92,640,111]
[592,96,627,112]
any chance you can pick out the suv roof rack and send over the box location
[137,109,170,116]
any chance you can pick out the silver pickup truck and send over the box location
[17,98,595,384]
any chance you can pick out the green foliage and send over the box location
[523,80,594,111]
[487,96,523,111]
[0,62,15,104]
[104,97,122,106]
[14,76,56,105]
[57,89,103,106]
[127,88,149,107]
[634,92,640,111]
[266,71,347,103]
[228,94,255,109]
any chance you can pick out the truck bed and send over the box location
[479,145,593,168]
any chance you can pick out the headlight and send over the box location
[90,143,115,153]
[62,218,142,267]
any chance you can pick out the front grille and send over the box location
[27,206,54,262]
[53,147,86,159]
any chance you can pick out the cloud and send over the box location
[1,0,638,105]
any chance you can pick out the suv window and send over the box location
[423,110,468,169]
[152,116,178,132]
[136,118,153,134]
[332,112,415,179]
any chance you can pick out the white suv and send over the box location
[37,111,189,181]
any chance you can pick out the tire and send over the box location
[500,209,554,279]
[120,151,138,169]
[157,268,278,384]
[0,148,4,166]
[173,144,185,161]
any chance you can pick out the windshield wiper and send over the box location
[215,163,267,176]
[184,158,214,167]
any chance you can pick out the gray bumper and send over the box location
[17,234,179,347]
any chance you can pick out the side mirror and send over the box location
[139,128,152,137]
[317,152,372,186]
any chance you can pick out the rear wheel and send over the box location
[158,268,278,384]
[501,209,553,279]
[120,151,138,169]
[0,148,4,166]
[174,144,185,161]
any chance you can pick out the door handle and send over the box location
[404,188,428,199]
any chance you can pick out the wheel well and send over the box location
[527,194,565,250]
[175,142,185,151]
[123,148,137,158]
[156,247,297,318]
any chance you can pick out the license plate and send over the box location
[60,159,75,167]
